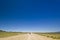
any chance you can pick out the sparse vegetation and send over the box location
[0,32,24,38]
[0,30,26,38]
[35,32,60,39]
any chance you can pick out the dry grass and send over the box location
[0,32,25,38]
[35,33,60,39]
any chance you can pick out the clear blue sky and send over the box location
[0,0,60,32]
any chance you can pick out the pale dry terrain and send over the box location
[0,33,57,40]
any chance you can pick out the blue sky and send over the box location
[0,0,60,32]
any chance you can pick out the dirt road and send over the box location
[0,33,55,40]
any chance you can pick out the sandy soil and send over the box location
[0,34,27,40]
[0,33,56,40]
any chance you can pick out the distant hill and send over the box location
[0,30,6,32]
[34,31,60,34]
[54,32,60,33]
[45,32,60,34]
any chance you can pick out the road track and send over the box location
[0,33,56,40]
